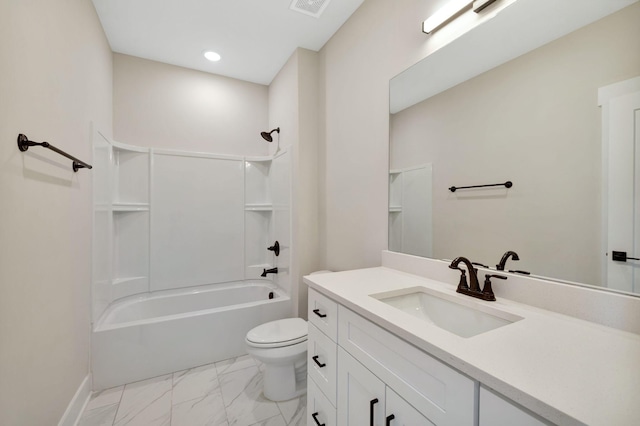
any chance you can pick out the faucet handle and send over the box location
[267,241,280,256]
[482,274,507,301]
[452,268,469,291]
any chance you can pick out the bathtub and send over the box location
[92,281,290,390]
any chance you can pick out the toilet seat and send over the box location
[246,318,307,348]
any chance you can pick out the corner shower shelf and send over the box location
[113,203,150,212]
[245,203,273,211]
[112,276,147,286]
[389,206,402,212]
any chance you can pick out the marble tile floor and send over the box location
[78,355,306,426]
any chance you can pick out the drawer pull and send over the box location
[313,308,327,318]
[312,412,325,426]
[370,398,379,426]
[386,414,395,426]
[312,355,326,368]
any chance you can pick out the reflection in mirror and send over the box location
[389,164,433,258]
[389,1,640,294]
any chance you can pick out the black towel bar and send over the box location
[17,134,92,172]
[449,181,512,192]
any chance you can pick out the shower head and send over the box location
[260,127,280,142]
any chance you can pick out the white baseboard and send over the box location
[58,374,92,426]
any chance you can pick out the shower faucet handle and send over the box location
[267,241,280,256]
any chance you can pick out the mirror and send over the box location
[389,0,640,295]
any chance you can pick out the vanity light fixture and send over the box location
[472,0,499,13]
[203,51,221,62]
[422,0,473,34]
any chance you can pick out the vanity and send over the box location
[304,252,640,426]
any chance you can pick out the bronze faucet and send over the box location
[449,257,506,301]
[496,250,519,271]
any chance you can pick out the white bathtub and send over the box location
[92,281,290,390]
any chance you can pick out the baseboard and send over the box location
[58,374,92,426]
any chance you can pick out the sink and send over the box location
[370,287,523,338]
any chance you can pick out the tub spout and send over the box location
[261,267,278,277]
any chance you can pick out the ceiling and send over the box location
[92,0,364,86]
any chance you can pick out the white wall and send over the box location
[113,54,269,156]
[268,48,320,317]
[390,4,640,286]
[318,0,640,276]
[319,0,429,271]
[0,0,113,424]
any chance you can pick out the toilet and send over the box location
[246,271,332,401]
[246,317,308,401]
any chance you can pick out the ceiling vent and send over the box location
[290,0,332,18]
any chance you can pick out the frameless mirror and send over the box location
[389,0,640,295]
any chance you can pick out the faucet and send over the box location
[449,257,481,292]
[261,267,278,277]
[449,257,505,301]
[496,250,519,271]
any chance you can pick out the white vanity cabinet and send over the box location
[307,288,476,426]
[337,306,475,426]
[308,378,337,426]
[307,289,339,426]
[337,347,385,425]
[338,347,434,426]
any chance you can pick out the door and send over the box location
[337,348,386,426]
[603,80,640,293]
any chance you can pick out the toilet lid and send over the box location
[246,318,308,346]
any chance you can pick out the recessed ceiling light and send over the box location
[203,51,221,62]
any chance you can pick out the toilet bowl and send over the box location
[245,317,308,401]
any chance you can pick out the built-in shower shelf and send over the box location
[112,276,147,286]
[389,206,402,212]
[245,203,273,211]
[113,203,150,212]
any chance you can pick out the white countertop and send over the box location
[304,267,640,426]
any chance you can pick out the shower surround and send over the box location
[92,129,292,389]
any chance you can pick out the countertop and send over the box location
[304,267,640,426]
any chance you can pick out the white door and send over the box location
[603,80,640,293]
[337,348,386,426]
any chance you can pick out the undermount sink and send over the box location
[370,287,523,338]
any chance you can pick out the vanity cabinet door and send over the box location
[337,347,386,426]
[386,388,435,426]
[479,386,550,426]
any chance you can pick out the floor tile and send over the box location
[249,414,286,426]
[219,366,280,426]
[78,403,118,426]
[278,395,306,426]
[171,390,227,426]
[86,386,124,411]
[114,374,172,426]
[173,363,219,405]
[215,355,256,376]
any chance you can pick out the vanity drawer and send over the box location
[307,376,337,426]
[338,306,476,426]
[308,322,338,407]
[308,288,338,341]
